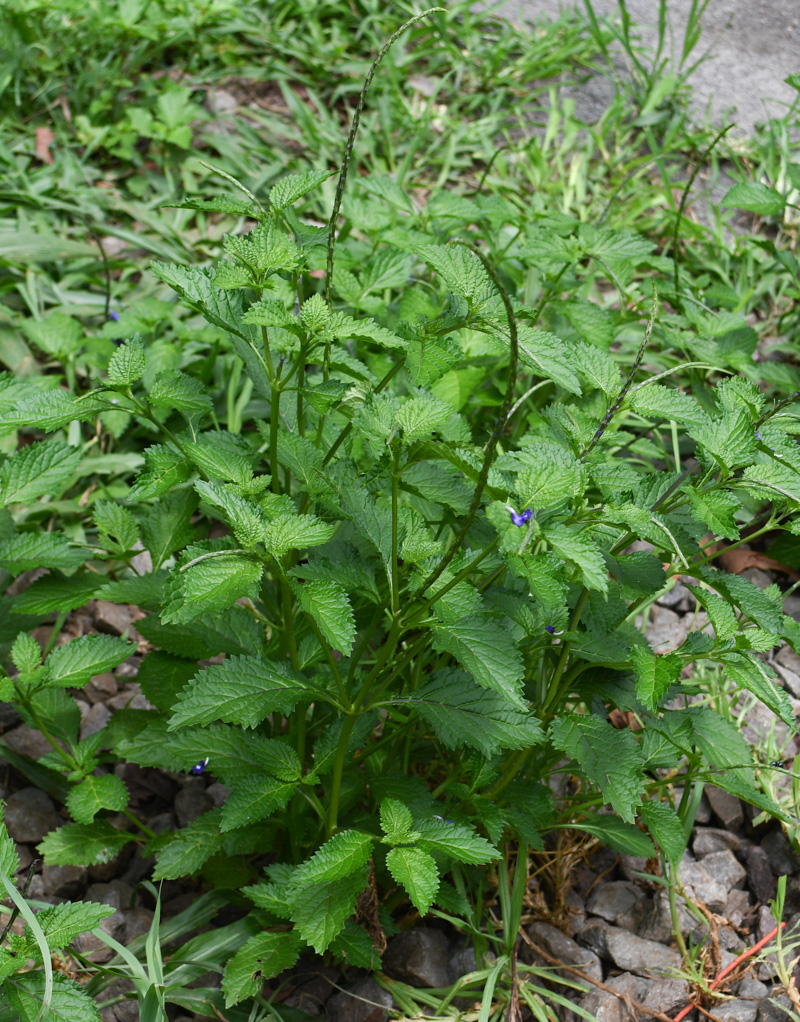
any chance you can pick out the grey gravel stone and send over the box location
[525,921,602,981]
[707,787,745,831]
[702,850,747,892]
[80,701,111,740]
[712,1000,759,1022]
[657,581,692,610]
[284,964,339,1016]
[2,725,55,760]
[86,880,133,911]
[693,827,744,859]
[73,910,126,963]
[760,830,799,878]
[619,855,649,882]
[122,907,155,943]
[579,972,651,1022]
[746,846,776,904]
[585,881,644,925]
[42,862,87,898]
[563,888,587,937]
[3,787,62,843]
[637,889,693,942]
[382,928,450,988]
[645,605,687,651]
[725,889,752,928]
[774,645,800,698]
[206,782,231,807]
[0,703,21,733]
[15,843,33,874]
[756,993,794,1022]
[578,920,681,977]
[326,976,394,1022]
[94,600,135,636]
[640,977,690,1017]
[174,784,214,827]
[84,672,118,704]
[678,859,729,912]
[736,976,768,999]
[694,792,713,825]
[111,1000,140,1022]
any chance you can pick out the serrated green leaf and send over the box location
[329,920,377,968]
[719,652,795,726]
[576,814,655,857]
[550,714,644,823]
[688,407,756,471]
[630,647,682,712]
[11,632,42,673]
[396,393,453,443]
[37,821,133,866]
[107,335,146,387]
[0,809,19,877]
[162,555,263,624]
[386,846,439,916]
[169,654,308,729]
[431,616,526,710]
[264,514,336,559]
[414,818,497,864]
[687,490,740,541]
[379,798,415,844]
[220,777,297,832]
[32,902,116,952]
[289,866,368,953]
[149,370,213,417]
[136,651,197,713]
[22,311,83,358]
[4,972,102,1022]
[269,170,332,211]
[152,809,226,880]
[630,385,707,427]
[294,578,355,655]
[66,775,129,825]
[0,532,86,575]
[223,930,301,1007]
[141,489,198,568]
[128,444,192,502]
[639,801,686,869]
[405,669,544,757]
[721,182,785,217]
[517,327,582,395]
[93,501,140,554]
[417,244,494,309]
[544,525,608,593]
[44,634,134,688]
[0,441,81,507]
[287,830,374,892]
[516,443,583,509]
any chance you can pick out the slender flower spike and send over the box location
[506,505,533,527]
[190,757,209,776]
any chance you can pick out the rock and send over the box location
[326,977,394,1022]
[645,605,687,651]
[0,703,21,733]
[3,788,62,843]
[741,701,793,751]
[760,830,799,878]
[712,1000,759,1022]
[174,785,214,827]
[94,601,135,636]
[694,791,713,824]
[585,882,644,925]
[86,880,133,911]
[107,683,152,711]
[80,702,111,740]
[111,1001,140,1022]
[657,581,692,610]
[73,910,126,963]
[284,964,339,1016]
[619,855,649,882]
[694,828,744,859]
[725,889,752,928]
[707,787,744,831]
[736,976,768,999]
[756,994,793,1021]
[702,850,747,891]
[84,672,119,704]
[640,977,690,1016]
[563,888,587,937]
[15,843,33,873]
[578,920,681,977]
[206,782,231,807]
[678,860,729,912]
[122,907,155,943]
[42,863,87,898]
[382,928,450,988]
[638,889,693,943]
[774,645,800,697]
[746,846,776,904]
[579,972,651,1022]
[2,725,55,760]
[524,921,602,981]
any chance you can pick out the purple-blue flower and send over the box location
[107,310,120,322]
[190,757,209,776]
[545,625,556,634]
[506,505,533,527]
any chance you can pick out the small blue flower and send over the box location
[190,757,209,776]
[755,430,762,441]
[107,310,120,322]
[506,505,533,527]
[545,625,556,634]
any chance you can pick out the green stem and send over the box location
[121,809,156,841]
[391,446,400,615]
[402,538,499,625]
[543,588,590,713]
[270,384,281,494]
[42,610,68,659]
[326,714,357,837]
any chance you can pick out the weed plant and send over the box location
[1,3,800,1020]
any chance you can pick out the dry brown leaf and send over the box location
[716,547,800,580]
[35,127,54,164]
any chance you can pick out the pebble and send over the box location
[585,881,645,926]
[678,859,729,912]
[80,701,112,740]
[4,787,62,843]
[644,605,687,651]
[712,1000,759,1022]
[93,601,136,636]
[563,888,587,937]
[702,849,748,891]
[326,976,394,1022]
[579,971,651,1022]
[693,827,745,859]
[84,672,118,704]
[382,928,450,988]
[640,977,691,1016]
[524,920,602,981]
[2,725,55,760]
[756,993,794,1021]
[73,910,126,963]
[0,703,21,733]
[174,785,214,827]
[86,880,134,911]
[122,907,155,943]
[578,920,681,977]
[637,889,693,942]
[284,964,339,1016]
[746,846,776,904]
[707,787,745,831]
[206,782,231,807]
[725,889,752,928]
[42,862,87,898]
[760,830,798,878]
[774,645,800,698]
[737,976,768,999]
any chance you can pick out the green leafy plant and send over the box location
[3,6,800,1018]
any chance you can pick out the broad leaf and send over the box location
[431,616,525,709]
[45,635,134,688]
[66,775,129,825]
[386,846,439,916]
[223,930,301,1006]
[0,441,80,506]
